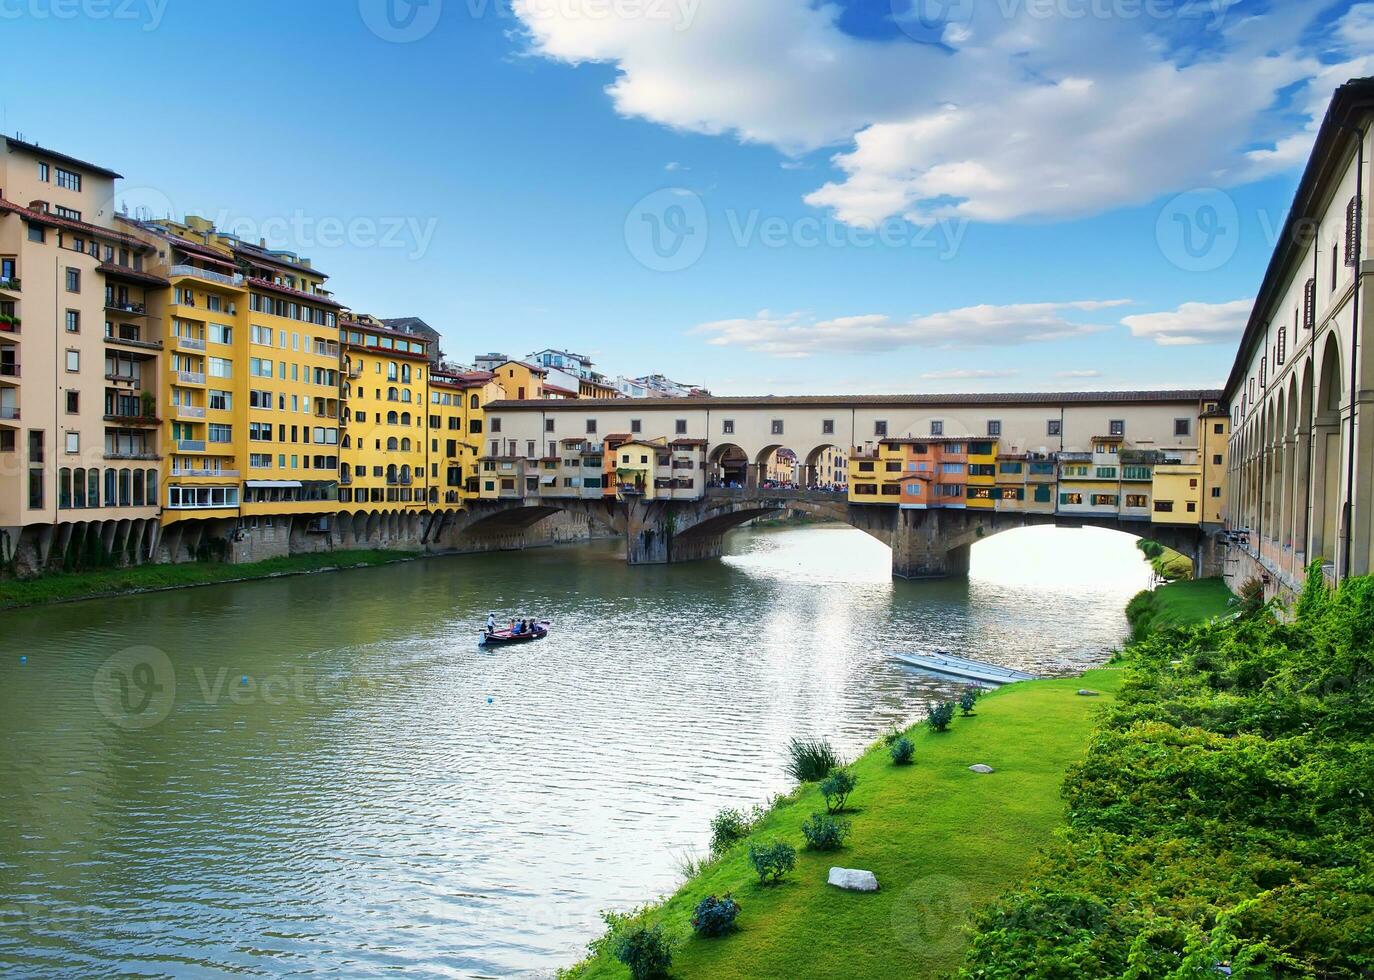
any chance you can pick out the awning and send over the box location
[541,475,557,485]
[245,480,303,489]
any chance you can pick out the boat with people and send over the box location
[891,649,1038,686]
[480,615,552,646]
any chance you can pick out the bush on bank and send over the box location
[959,565,1374,977]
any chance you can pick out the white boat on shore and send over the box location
[891,650,1039,686]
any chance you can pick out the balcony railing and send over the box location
[105,451,160,461]
[105,372,140,384]
[0,406,18,420]
[103,413,159,426]
[0,363,18,378]
[0,277,19,292]
[170,264,244,288]
[177,336,207,351]
[177,439,207,452]
[177,370,206,385]
[176,405,207,419]
[104,332,161,350]
[106,301,147,316]
[171,467,239,478]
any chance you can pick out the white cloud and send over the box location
[690,300,1130,358]
[512,0,1363,225]
[1056,369,1104,379]
[919,368,1020,380]
[1122,299,1253,346]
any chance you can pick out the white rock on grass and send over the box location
[968,764,995,773]
[828,867,879,891]
[1077,689,1100,697]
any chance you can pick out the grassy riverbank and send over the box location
[567,669,1125,979]
[1124,576,1234,640]
[0,549,418,612]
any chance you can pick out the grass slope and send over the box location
[1125,577,1234,641]
[572,669,1124,979]
[0,549,417,611]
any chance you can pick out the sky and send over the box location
[1,0,1370,395]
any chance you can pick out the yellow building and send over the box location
[491,360,547,401]
[965,438,998,509]
[339,314,431,512]
[1200,407,1229,525]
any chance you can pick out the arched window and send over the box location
[145,468,157,505]
[58,468,72,510]
[387,362,398,381]
[132,468,146,507]
[118,468,132,507]
[387,437,399,451]
[401,412,411,426]
[386,411,398,425]
[341,435,351,449]
[401,390,412,403]
[401,438,411,452]
[386,463,398,483]
[87,468,100,508]
[401,365,411,383]
[387,387,399,402]
[105,469,117,506]
[341,462,352,480]
[470,394,478,409]
[72,468,86,510]
[400,464,411,480]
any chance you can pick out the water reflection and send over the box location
[0,524,1151,977]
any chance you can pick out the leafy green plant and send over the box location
[785,736,840,782]
[927,701,956,732]
[690,894,740,937]
[959,686,981,716]
[709,807,752,853]
[819,767,857,813]
[748,840,796,886]
[889,735,914,765]
[610,922,672,980]
[800,812,851,851]
[1236,575,1265,615]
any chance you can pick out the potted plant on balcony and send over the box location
[139,390,156,419]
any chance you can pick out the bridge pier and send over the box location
[891,509,976,579]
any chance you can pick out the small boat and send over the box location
[891,650,1038,686]
[480,621,551,646]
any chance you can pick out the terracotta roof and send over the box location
[542,382,578,396]
[166,235,236,268]
[248,277,342,308]
[488,389,1223,410]
[495,359,549,375]
[232,240,326,278]
[0,196,152,249]
[98,262,170,287]
[669,438,707,447]
[5,137,122,179]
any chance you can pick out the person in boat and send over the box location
[486,612,496,634]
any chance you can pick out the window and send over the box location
[1047,419,1061,436]
[65,310,79,333]
[630,419,642,433]
[822,419,835,435]
[1125,494,1148,508]
[722,419,734,434]
[875,420,888,437]
[1345,195,1361,267]
[1107,419,1123,437]
[64,267,80,293]
[585,419,596,434]
[1034,484,1052,503]
[987,420,1001,437]
[1187,501,1197,513]
[1095,466,1117,479]
[1154,500,1174,513]
[66,391,79,414]
[209,424,232,443]
[1212,486,1222,498]
[210,390,232,411]
[1060,492,1083,505]
[1174,418,1191,437]
[675,419,687,435]
[1091,494,1118,507]
[65,432,79,454]
[55,205,81,221]
[930,420,943,436]
[544,418,555,433]
[1303,277,1316,330]
[209,323,233,345]
[56,167,81,191]
[65,349,79,372]
[38,162,49,182]
[252,324,274,345]
[771,420,784,435]
[28,225,44,244]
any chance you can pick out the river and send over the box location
[0,523,1153,978]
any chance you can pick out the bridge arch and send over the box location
[708,443,749,487]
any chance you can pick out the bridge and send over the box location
[445,389,1231,579]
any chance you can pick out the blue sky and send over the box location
[1,0,1369,394]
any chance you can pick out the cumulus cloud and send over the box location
[511,0,1367,225]
[690,300,1129,358]
[1122,299,1253,346]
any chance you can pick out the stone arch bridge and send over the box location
[439,488,1219,579]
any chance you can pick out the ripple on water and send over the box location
[0,524,1151,977]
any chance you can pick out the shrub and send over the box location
[889,735,914,765]
[709,807,750,853]
[785,736,840,782]
[611,923,673,979]
[1236,575,1265,615]
[748,840,796,886]
[800,812,851,851]
[819,767,857,813]
[959,686,981,716]
[690,894,740,937]
[927,700,956,732]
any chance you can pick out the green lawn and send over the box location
[0,549,418,612]
[570,669,1125,979]
[1124,576,1234,641]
